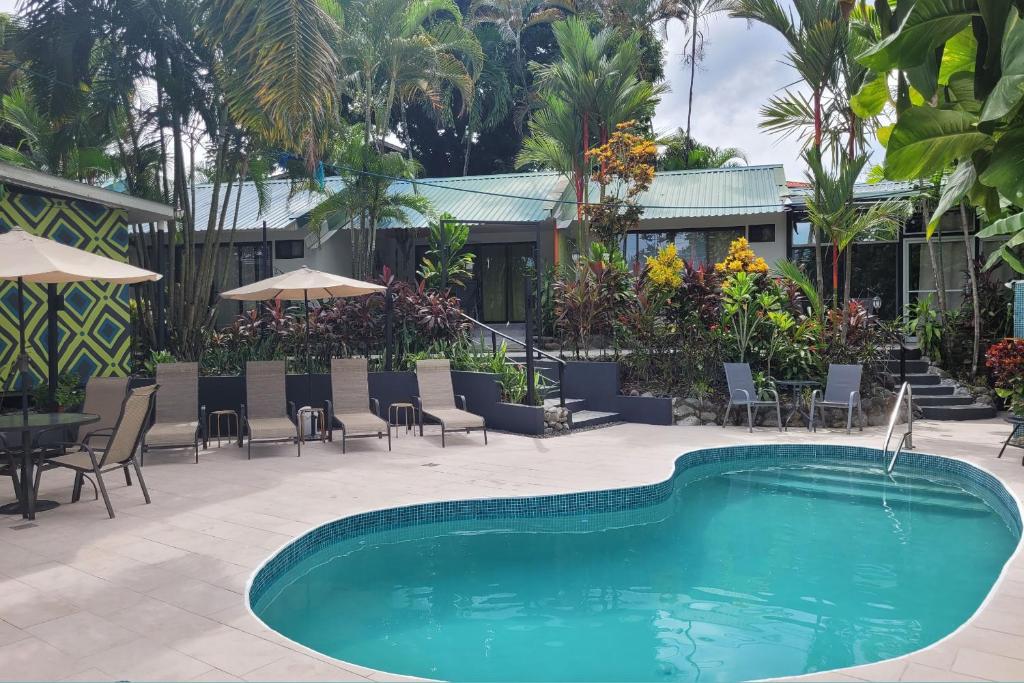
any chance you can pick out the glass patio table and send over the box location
[0,412,99,520]
[775,380,819,432]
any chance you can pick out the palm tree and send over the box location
[658,129,747,170]
[803,147,910,335]
[519,18,664,252]
[338,0,482,151]
[677,0,732,145]
[308,123,433,279]
[730,0,845,299]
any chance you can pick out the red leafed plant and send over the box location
[986,338,1024,415]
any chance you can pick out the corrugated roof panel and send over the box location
[786,179,920,206]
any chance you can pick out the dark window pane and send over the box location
[748,224,775,243]
[275,240,304,259]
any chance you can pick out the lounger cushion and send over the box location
[145,421,199,447]
[423,408,485,430]
[247,417,297,440]
[334,412,388,435]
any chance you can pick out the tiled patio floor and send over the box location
[1,419,1022,682]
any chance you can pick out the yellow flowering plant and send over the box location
[646,243,684,289]
[714,237,769,274]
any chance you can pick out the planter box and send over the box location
[452,370,545,436]
[563,361,674,426]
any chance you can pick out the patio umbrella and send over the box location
[219,266,384,405]
[0,226,162,420]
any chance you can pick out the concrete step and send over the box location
[544,397,587,412]
[886,347,922,361]
[896,373,942,386]
[569,410,620,429]
[913,395,976,407]
[884,359,931,374]
[920,403,997,421]
[910,384,956,396]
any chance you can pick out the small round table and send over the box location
[997,415,1024,465]
[388,403,418,439]
[775,380,819,432]
[0,412,99,519]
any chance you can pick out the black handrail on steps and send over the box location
[458,307,566,408]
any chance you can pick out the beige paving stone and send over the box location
[241,651,371,681]
[0,635,79,681]
[172,625,293,676]
[952,649,1024,680]
[147,576,244,617]
[105,596,223,644]
[60,667,112,681]
[26,611,136,658]
[76,637,211,681]
[0,618,29,647]
[901,662,990,682]
[0,581,79,629]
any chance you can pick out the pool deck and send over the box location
[0,419,1022,682]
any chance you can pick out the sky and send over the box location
[654,12,809,180]
[0,0,831,181]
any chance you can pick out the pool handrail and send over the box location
[883,382,913,473]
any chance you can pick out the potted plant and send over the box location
[33,371,85,412]
[986,338,1024,416]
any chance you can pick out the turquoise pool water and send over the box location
[252,452,1020,682]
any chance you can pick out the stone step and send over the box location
[920,403,998,421]
[913,395,976,407]
[883,359,931,374]
[569,410,620,429]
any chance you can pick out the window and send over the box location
[275,239,304,259]
[626,228,743,267]
[793,220,814,246]
[748,224,775,243]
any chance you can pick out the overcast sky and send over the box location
[0,0,839,181]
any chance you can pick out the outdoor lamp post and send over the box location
[872,295,882,315]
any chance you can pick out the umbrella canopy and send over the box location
[220,266,383,300]
[0,226,162,284]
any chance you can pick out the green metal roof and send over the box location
[786,179,921,207]
[379,171,567,228]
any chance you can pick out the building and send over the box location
[186,165,1003,326]
[0,162,174,388]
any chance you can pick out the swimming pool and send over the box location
[249,445,1021,682]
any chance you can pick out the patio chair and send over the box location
[413,359,487,448]
[79,376,132,484]
[46,384,157,519]
[810,364,864,434]
[722,363,782,433]
[142,363,205,464]
[241,361,299,458]
[327,358,390,454]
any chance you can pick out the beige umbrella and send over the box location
[220,266,384,404]
[0,226,161,520]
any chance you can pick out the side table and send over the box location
[297,407,327,444]
[776,379,819,431]
[207,410,238,448]
[388,402,418,439]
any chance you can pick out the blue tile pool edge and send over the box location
[243,444,1024,682]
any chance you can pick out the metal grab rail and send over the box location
[459,311,566,407]
[882,382,914,474]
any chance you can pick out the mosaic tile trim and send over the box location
[249,444,1023,609]
[1014,282,1024,338]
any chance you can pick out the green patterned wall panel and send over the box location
[0,189,131,388]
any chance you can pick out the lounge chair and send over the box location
[241,361,299,458]
[326,358,390,454]
[722,363,782,433]
[142,363,205,464]
[810,364,864,434]
[414,359,487,447]
[47,384,157,519]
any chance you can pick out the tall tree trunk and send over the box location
[811,88,825,309]
[462,118,473,176]
[841,247,853,341]
[922,200,949,363]
[685,11,698,143]
[960,202,980,379]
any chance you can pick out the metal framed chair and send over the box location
[47,385,157,519]
[142,363,205,464]
[413,360,487,448]
[240,361,299,458]
[722,363,782,433]
[326,358,390,454]
[810,364,864,434]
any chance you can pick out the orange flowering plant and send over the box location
[583,120,657,247]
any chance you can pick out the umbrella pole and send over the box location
[304,292,312,409]
[17,277,28,422]
[17,277,33,519]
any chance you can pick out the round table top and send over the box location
[1003,414,1024,425]
[775,379,820,387]
[0,412,99,433]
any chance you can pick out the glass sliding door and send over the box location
[904,237,969,312]
[478,242,536,322]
